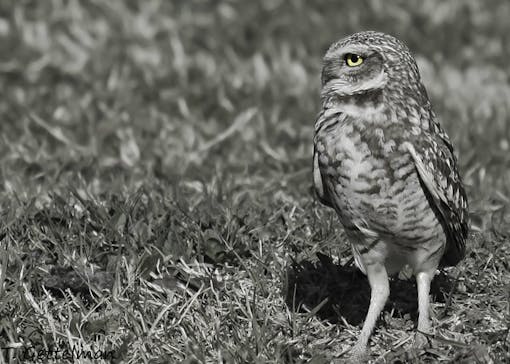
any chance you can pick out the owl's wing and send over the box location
[312,105,345,208]
[313,144,334,208]
[403,137,469,267]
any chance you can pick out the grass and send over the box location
[0,0,509,363]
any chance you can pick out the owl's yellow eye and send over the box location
[345,53,364,67]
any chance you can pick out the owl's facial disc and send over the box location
[321,45,387,99]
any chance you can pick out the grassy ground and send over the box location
[0,1,509,363]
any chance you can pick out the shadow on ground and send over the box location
[285,253,456,326]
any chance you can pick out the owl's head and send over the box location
[321,31,427,108]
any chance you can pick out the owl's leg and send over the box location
[414,269,435,348]
[350,263,389,360]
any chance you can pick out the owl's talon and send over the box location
[414,331,431,349]
[348,345,368,363]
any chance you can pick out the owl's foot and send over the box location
[347,344,369,363]
[413,331,431,349]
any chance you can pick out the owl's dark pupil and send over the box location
[350,55,359,62]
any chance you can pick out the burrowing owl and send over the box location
[313,31,469,361]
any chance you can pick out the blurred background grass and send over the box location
[0,0,509,362]
[1,0,509,199]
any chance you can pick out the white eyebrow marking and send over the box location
[321,70,388,98]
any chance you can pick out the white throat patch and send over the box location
[338,102,385,120]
